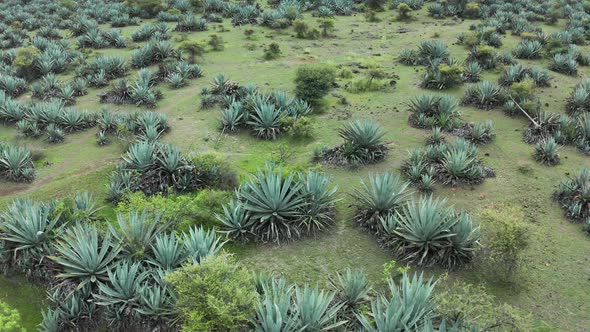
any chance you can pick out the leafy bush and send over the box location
[421,62,464,90]
[436,281,532,330]
[166,254,257,331]
[116,190,231,232]
[477,205,529,285]
[263,42,281,60]
[294,64,336,103]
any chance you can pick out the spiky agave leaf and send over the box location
[94,261,149,316]
[239,166,307,243]
[72,191,102,222]
[147,233,186,271]
[534,137,560,166]
[338,119,387,164]
[447,211,480,268]
[351,172,412,233]
[136,284,178,320]
[356,272,436,331]
[0,198,60,259]
[392,196,472,267]
[216,199,256,241]
[247,102,285,140]
[328,268,372,310]
[0,144,34,182]
[298,171,339,234]
[109,209,164,259]
[183,226,225,264]
[294,284,347,330]
[123,140,156,172]
[51,223,121,288]
[254,275,298,332]
[220,101,244,132]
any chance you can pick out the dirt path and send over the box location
[0,158,117,198]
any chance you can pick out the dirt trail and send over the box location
[0,159,117,198]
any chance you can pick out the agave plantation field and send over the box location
[1,0,590,331]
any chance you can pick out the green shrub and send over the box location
[13,46,40,79]
[0,301,25,332]
[510,78,535,100]
[263,42,281,60]
[345,76,390,93]
[208,34,224,51]
[436,281,531,330]
[280,116,315,138]
[166,254,257,331]
[397,3,413,20]
[293,20,309,38]
[477,204,529,285]
[116,190,232,231]
[294,64,336,102]
[124,0,165,18]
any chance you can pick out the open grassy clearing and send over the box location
[1,0,590,331]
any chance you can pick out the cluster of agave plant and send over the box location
[0,195,224,331]
[0,142,34,183]
[553,168,590,236]
[252,268,480,331]
[217,164,338,244]
[31,74,88,106]
[401,136,494,192]
[0,192,485,330]
[398,40,464,90]
[0,94,95,144]
[510,33,589,77]
[351,172,481,269]
[408,94,496,146]
[202,74,313,140]
[515,79,590,165]
[107,139,223,203]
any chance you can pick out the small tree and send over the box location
[124,0,165,18]
[318,18,335,38]
[293,20,309,38]
[397,3,413,20]
[364,0,387,10]
[179,40,206,64]
[294,64,336,103]
[13,46,40,80]
[208,34,224,51]
[477,205,529,285]
[166,254,257,331]
[263,42,281,60]
[244,29,255,39]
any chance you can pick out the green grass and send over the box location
[0,275,45,331]
[1,8,589,330]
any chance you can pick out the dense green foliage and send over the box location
[294,64,336,103]
[167,254,257,331]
